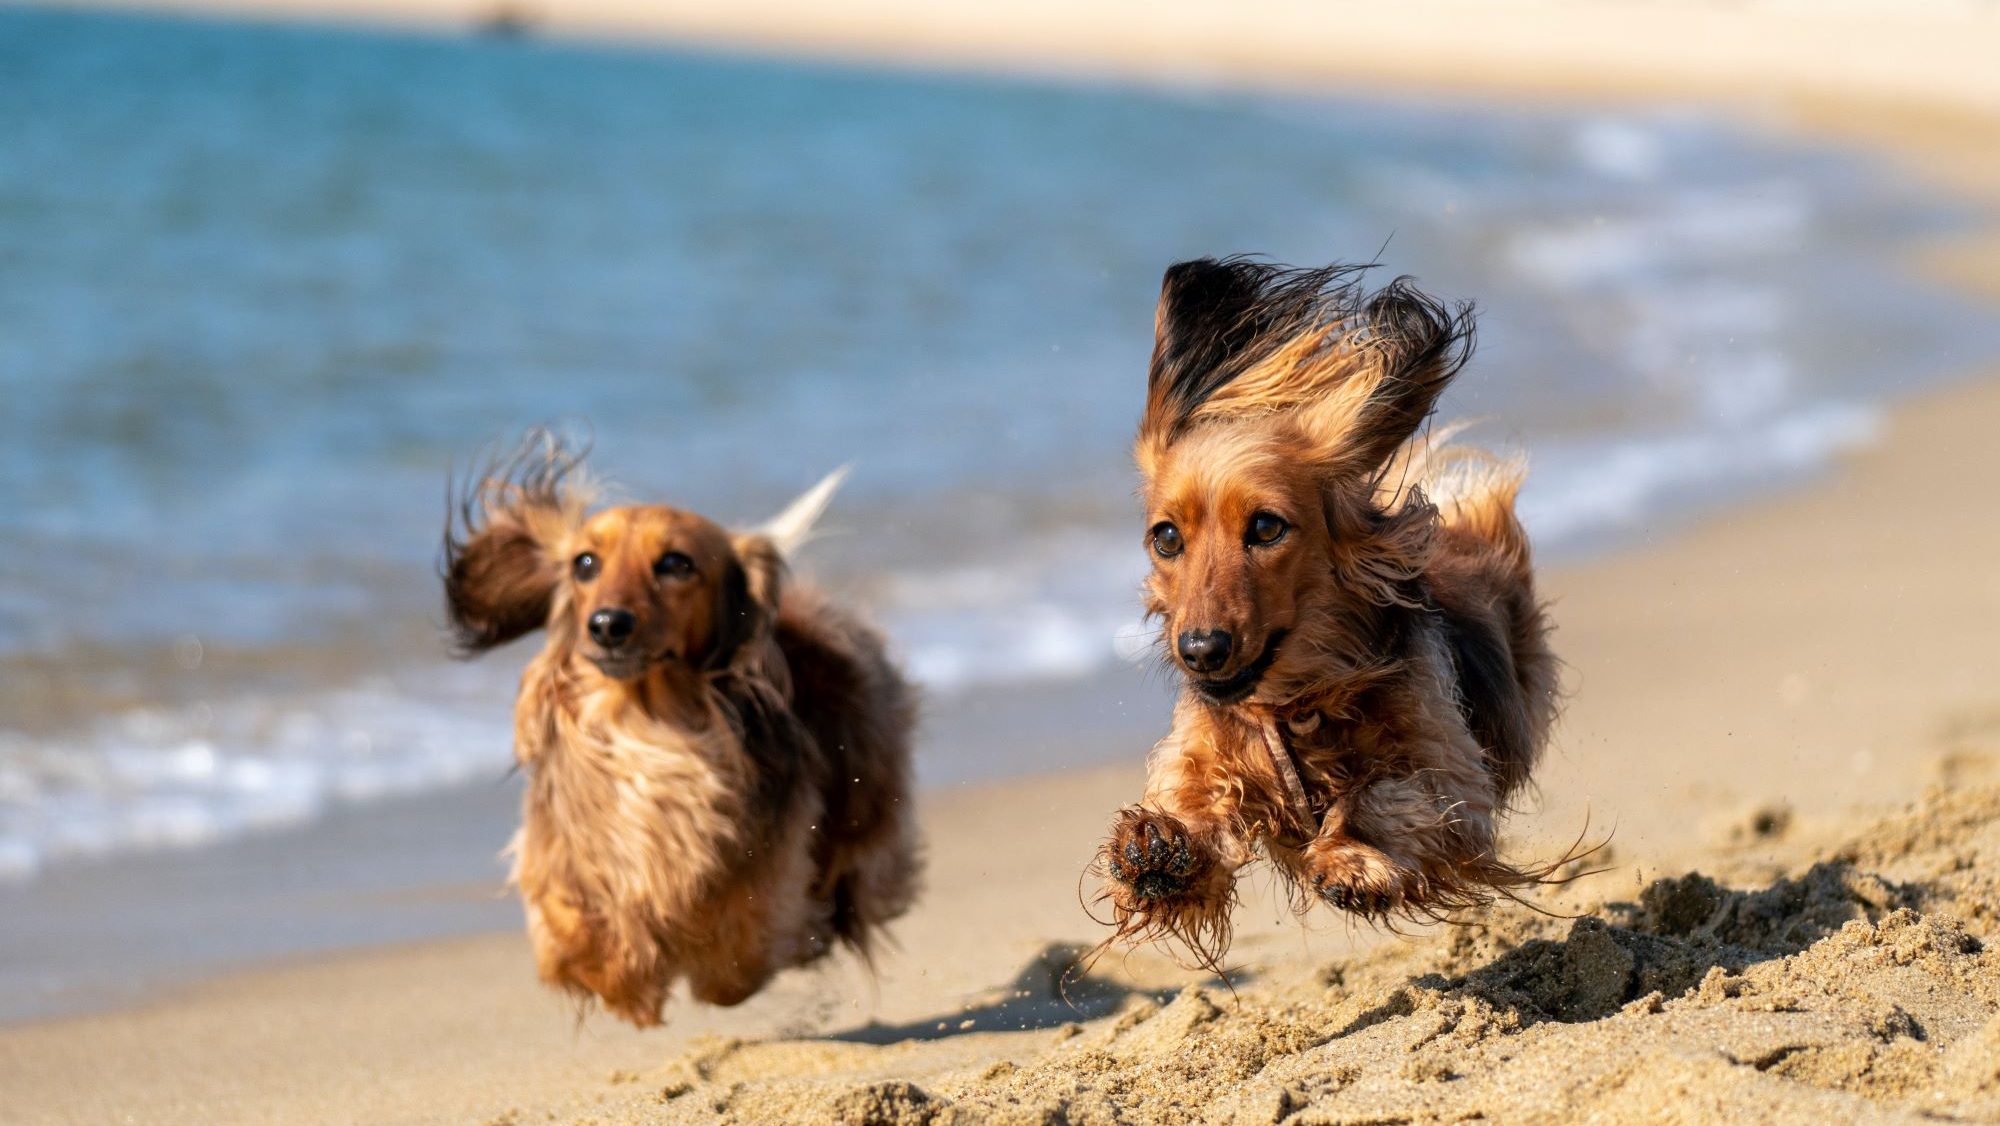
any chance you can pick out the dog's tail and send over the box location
[760,466,850,557]
[1379,423,1531,570]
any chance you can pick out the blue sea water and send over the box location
[1,6,1996,881]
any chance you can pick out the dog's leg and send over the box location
[685,816,822,1006]
[1100,715,1250,958]
[824,799,921,956]
[687,958,773,1007]
[685,899,780,1007]
[523,885,672,1026]
[1304,726,1502,918]
[1300,784,1432,917]
[1104,806,1237,906]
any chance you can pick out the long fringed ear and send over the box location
[709,534,785,672]
[1144,257,1283,438]
[708,468,841,671]
[1177,270,1474,481]
[1321,279,1476,480]
[441,429,593,655]
[1139,258,1377,472]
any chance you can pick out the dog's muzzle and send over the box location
[1189,630,1286,704]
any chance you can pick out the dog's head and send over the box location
[441,433,782,682]
[1134,257,1475,706]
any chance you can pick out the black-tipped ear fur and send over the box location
[441,431,588,655]
[708,534,785,672]
[1339,279,1477,478]
[1144,257,1376,440]
[1147,257,1281,427]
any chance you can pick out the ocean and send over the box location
[2,7,1996,902]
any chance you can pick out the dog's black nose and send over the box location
[588,608,637,649]
[1176,629,1233,674]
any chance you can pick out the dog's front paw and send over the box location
[1104,808,1210,903]
[1305,837,1418,918]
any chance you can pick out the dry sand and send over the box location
[37,1,2000,115]
[7,2,2000,1124]
[537,779,2000,1124]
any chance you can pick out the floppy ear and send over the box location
[708,534,785,672]
[707,464,848,670]
[1144,257,1281,439]
[1317,279,1476,480]
[441,431,592,655]
[1139,258,1380,466]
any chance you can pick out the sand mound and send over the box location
[562,784,2000,1125]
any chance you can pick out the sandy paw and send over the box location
[1105,809,1208,902]
[1307,838,1415,917]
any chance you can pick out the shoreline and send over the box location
[9,368,2000,1121]
[2,0,1992,900]
[6,4,2000,1123]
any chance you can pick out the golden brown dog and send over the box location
[1098,258,1563,966]
[443,434,919,1025]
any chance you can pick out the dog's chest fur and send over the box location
[512,659,791,923]
[1225,623,1463,844]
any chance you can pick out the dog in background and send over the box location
[1099,257,1563,967]
[443,433,919,1026]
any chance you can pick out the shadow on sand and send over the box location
[1334,859,1937,1038]
[827,941,1246,1045]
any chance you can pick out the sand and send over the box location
[7,2,2000,1123]
[39,1,2000,114]
[548,779,2000,1124]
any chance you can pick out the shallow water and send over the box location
[2,7,1997,882]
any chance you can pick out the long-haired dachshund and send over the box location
[1098,258,1563,967]
[443,433,919,1026]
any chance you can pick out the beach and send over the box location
[6,1,2000,1122]
[7,372,2000,1122]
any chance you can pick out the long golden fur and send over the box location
[442,434,919,1026]
[1097,258,1564,968]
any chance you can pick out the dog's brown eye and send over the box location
[572,552,599,582]
[1248,513,1289,546]
[1150,522,1183,559]
[653,551,696,580]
